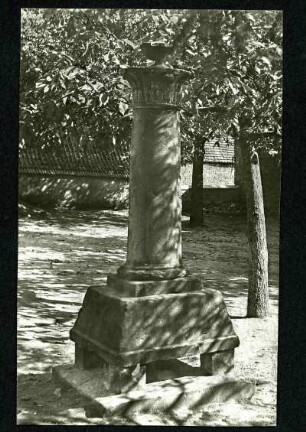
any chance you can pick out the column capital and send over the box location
[122,66,192,109]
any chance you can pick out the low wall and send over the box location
[19,175,129,210]
[181,163,235,187]
[182,186,243,209]
[19,167,280,214]
[182,185,279,215]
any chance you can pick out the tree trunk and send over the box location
[234,138,242,187]
[239,133,269,317]
[190,137,205,227]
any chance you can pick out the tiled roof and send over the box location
[19,141,130,179]
[203,137,235,164]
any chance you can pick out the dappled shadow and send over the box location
[17,371,96,424]
[19,175,129,210]
[181,212,279,317]
[18,209,279,424]
[20,206,129,228]
[85,374,255,425]
[122,109,184,274]
[18,210,128,375]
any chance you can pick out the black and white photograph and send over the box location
[16,8,282,426]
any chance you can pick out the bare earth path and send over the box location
[17,208,279,426]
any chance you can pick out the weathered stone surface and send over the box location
[75,343,104,370]
[200,349,235,375]
[117,64,191,281]
[117,265,188,281]
[107,274,202,296]
[85,375,255,418]
[53,363,146,399]
[53,364,109,400]
[145,354,234,383]
[146,357,207,383]
[123,66,191,109]
[119,107,185,279]
[70,285,239,368]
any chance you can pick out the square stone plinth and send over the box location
[70,284,239,368]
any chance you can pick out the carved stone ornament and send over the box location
[123,66,191,109]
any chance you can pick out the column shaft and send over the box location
[127,108,182,269]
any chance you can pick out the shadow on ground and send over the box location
[17,208,279,425]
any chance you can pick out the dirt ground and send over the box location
[17,206,279,425]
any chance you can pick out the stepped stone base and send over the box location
[85,375,255,418]
[53,363,144,400]
[53,364,255,419]
[53,350,237,401]
[107,274,202,296]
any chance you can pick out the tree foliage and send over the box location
[179,10,282,162]
[20,9,282,164]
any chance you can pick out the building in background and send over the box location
[181,136,236,189]
[19,135,279,213]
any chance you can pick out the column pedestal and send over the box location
[69,283,239,394]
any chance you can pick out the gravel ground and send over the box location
[17,207,279,425]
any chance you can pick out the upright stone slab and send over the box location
[68,44,240,395]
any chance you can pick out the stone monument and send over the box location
[55,44,247,407]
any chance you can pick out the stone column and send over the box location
[117,65,190,281]
[68,45,240,395]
